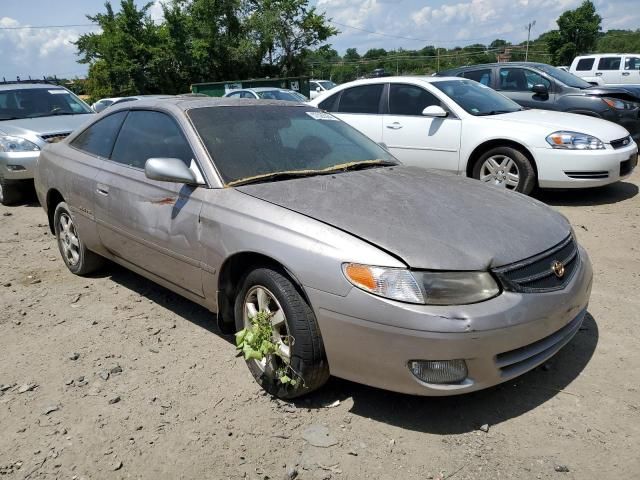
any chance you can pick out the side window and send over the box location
[463,69,492,86]
[523,70,551,89]
[625,57,640,71]
[227,92,242,98]
[576,58,595,71]
[71,111,127,158]
[240,92,255,99]
[598,57,622,70]
[388,84,441,115]
[110,111,194,169]
[337,85,384,114]
[499,68,534,91]
[318,93,340,112]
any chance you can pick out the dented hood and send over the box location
[236,166,571,270]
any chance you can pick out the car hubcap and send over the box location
[58,213,80,266]
[243,285,291,376]
[480,155,520,190]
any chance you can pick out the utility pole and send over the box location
[437,48,440,72]
[525,20,536,62]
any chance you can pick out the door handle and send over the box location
[96,184,109,196]
[595,72,603,76]
[386,122,403,130]
[622,72,630,76]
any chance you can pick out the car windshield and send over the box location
[319,81,336,90]
[0,88,92,120]
[432,79,522,116]
[535,64,592,89]
[256,90,303,102]
[187,105,397,185]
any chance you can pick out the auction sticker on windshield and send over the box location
[306,111,339,121]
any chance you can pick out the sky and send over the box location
[1,0,639,80]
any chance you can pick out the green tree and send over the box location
[343,48,360,61]
[597,29,640,53]
[547,0,601,65]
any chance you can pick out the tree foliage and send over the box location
[546,0,602,65]
[77,0,336,99]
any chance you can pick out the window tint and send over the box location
[388,84,441,115]
[499,68,529,91]
[576,58,595,71]
[523,70,551,89]
[337,85,383,114]
[318,93,340,112]
[463,69,493,86]
[598,57,621,70]
[227,92,242,98]
[625,57,640,71]
[71,111,127,158]
[110,111,194,169]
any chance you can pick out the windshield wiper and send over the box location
[27,111,85,118]
[227,159,396,187]
[476,110,518,116]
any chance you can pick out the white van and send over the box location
[570,54,640,86]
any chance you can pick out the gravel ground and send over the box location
[1,172,639,480]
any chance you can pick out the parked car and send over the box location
[556,66,570,72]
[223,88,307,102]
[110,95,174,107]
[438,62,640,143]
[91,97,122,113]
[570,53,640,86]
[310,79,337,99]
[309,76,637,194]
[0,82,95,205]
[35,97,593,398]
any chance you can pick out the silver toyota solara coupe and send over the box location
[34,98,593,398]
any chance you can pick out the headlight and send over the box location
[342,263,500,305]
[546,131,604,150]
[0,136,40,153]
[602,97,639,110]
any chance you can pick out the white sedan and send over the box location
[308,77,638,194]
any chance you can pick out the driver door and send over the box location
[94,110,205,297]
[497,67,556,109]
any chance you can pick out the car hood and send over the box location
[583,85,640,100]
[236,166,570,270]
[489,109,629,142]
[0,114,94,140]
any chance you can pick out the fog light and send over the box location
[6,165,26,171]
[408,360,468,384]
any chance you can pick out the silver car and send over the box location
[34,98,593,398]
[0,83,95,205]
[224,87,308,102]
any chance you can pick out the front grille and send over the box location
[564,170,609,179]
[620,154,638,177]
[610,135,632,149]
[492,235,579,293]
[40,132,71,143]
[495,310,585,377]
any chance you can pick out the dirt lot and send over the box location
[1,173,639,480]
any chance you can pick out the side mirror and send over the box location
[316,86,322,92]
[422,105,448,118]
[145,158,200,185]
[531,83,548,95]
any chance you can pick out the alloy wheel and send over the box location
[57,213,81,266]
[479,155,520,190]
[242,285,291,376]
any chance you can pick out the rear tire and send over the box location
[0,175,22,206]
[234,267,330,399]
[54,202,103,275]
[472,146,536,195]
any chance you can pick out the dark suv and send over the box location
[438,62,640,142]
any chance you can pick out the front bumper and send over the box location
[0,151,40,180]
[305,247,593,396]
[534,143,638,188]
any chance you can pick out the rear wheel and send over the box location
[234,267,329,399]
[54,202,103,275]
[472,146,536,195]
[0,175,22,206]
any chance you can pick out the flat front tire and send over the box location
[54,202,103,275]
[234,267,330,399]
[472,146,536,195]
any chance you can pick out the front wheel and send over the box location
[54,202,103,275]
[472,146,536,195]
[0,175,22,206]
[234,267,330,399]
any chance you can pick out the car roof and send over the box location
[237,87,294,93]
[574,53,637,58]
[106,96,314,112]
[440,62,550,73]
[0,83,69,91]
[328,76,463,88]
